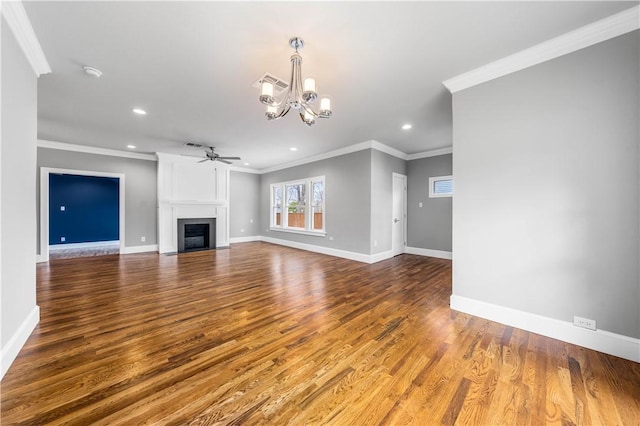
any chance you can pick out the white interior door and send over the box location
[392,173,407,256]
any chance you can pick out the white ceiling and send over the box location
[24,1,636,170]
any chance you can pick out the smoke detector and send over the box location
[83,66,102,78]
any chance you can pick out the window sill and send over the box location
[269,227,327,237]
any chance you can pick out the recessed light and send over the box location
[127,145,136,149]
[402,123,412,130]
[83,66,102,78]
[290,147,298,151]
[243,162,250,166]
[132,108,147,115]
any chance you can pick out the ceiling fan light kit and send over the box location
[259,37,332,127]
[197,146,241,165]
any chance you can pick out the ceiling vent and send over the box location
[252,73,289,94]
[183,141,205,149]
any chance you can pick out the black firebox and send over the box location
[177,218,216,253]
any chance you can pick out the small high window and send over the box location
[429,175,453,198]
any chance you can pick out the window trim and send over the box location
[429,175,453,198]
[270,175,326,236]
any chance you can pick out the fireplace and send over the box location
[177,218,216,253]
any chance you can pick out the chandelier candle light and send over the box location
[259,37,332,126]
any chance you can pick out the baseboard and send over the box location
[49,240,119,250]
[121,244,158,254]
[229,236,261,244]
[370,249,395,263]
[35,254,47,263]
[1,305,40,379]
[405,246,452,260]
[261,236,376,263]
[450,295,640,363]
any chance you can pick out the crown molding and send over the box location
[241,141,454,175]
[370,140,408,160]
[38,140,157,161]
[229,166,261,174]
[258,140,393,174]
[1,0,51,76]
[443,5,640,93]
[406,146,453,161]
[39,138,454,173]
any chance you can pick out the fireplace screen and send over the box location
[177,218,216,253]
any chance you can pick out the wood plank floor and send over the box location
[2,242,639,425]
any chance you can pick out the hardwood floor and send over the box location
[1,242,639,425]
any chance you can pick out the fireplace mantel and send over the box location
[156,153,230,253]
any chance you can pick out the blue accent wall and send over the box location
[49,174,119,245]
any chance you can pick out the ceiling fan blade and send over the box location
[217,159,232,164]
[197,158,209,163]
[217,156,241,160]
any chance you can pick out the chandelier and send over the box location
[259,37,332,126]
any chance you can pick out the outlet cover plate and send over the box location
[573,316,596,331]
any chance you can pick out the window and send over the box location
[271,176,325,235]
[429,175,453,198]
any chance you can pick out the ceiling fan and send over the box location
[197,146,241,164]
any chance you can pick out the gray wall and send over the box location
[452,31,639,338]
[37,148,158,252]
[261,149,372,254]
[1,21,38,357]
[229,171,260,238]
[371,149,407,254]
[407,154,452,251]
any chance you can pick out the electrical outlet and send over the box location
[250,219,253,223]
[573,316,596,331]
[240,229,245,233]
[60,236,65,242]
[329,236,334,241]
[141,236,146,242]
[374,240,378,247]
[418,202,423,208]
[60,206,66,211]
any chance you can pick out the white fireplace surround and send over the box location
[157,153,230,253]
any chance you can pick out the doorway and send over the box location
[392,173,407,256]
[40,167,125,262]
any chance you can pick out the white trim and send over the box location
[370,249,395,263]
[39,168,126,262]
[450,295,640,363]
[36,255,47,264]
[429,175,453,198]
[38,140,157,161]
[391,173,408,256]
[121,244,158,254]
[269,227,327,237]
[229,236,261,244]
[371,141,408,161]
[259,140,406,174]
[1,1,51,76]
[37,138,456,173]
[229,166,260,174]
[262,236,375,264]
[1,305,40,379]
[405,246,453,260]
[406,147,453,161]
[49,240,119,251]
[443,5,640,93]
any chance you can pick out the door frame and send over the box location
[391,172,407,256]
[39,167,125,262]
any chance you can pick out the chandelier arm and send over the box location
[274,104,292,119]
[301,104,319,118]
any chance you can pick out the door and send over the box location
[392,173,407,256]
